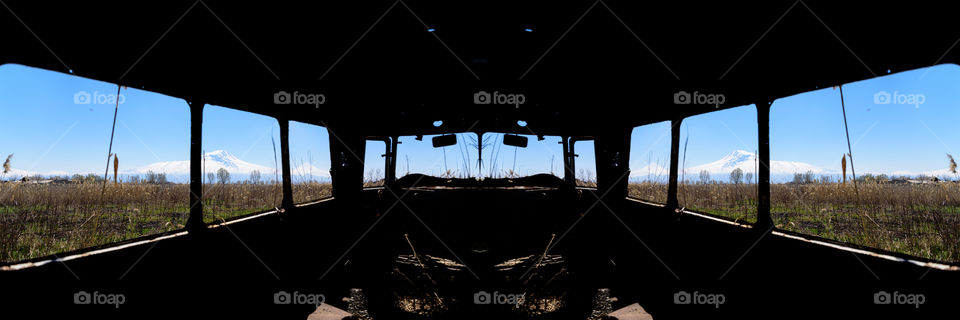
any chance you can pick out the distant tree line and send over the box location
[68,171,169,184]
[694,168,752,184]
[204,169,270,184]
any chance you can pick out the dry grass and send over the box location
[293,181,333,204]
[627,182,668,204]
[628,181,960,262]
[6,175,955,263]
[0,181,331,263]
[770,182,960,262]
[679,182,758,223]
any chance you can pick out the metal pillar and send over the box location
[329,127,365,201]
[561,136,575,188]
[666,118,681,210]
[594,130,630,200]
[186,101,205,231]
[279,119,294,211]
[756,101,772,227]
[388,136,398,185]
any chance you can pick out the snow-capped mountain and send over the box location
[683,150,826,175]
[291,163,330,180]
[683,150,824,176]
[2,168,70,178]
[131,150,277,175]
[631,150,825,182]
[890,168,956,177]
[630,162,669,179]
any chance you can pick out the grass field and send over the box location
[0,181,331,263]
[629,181,960,263]
[3,179,956,264]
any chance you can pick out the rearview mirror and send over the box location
[432,135,457,148]
[503,134,528,148]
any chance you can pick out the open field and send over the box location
[0,181,331,263]
[4,179,956,264]
[629,182,960,263]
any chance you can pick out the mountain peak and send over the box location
[204,150,241,169]
[718,150,756,169]
[205,149,238,161]
[132,149,278,176]
[204,150,232,157]
[684,149,824,176]
[731,150,755,156]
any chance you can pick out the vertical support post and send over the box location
[569,139,578,185]
[756,101,773,227]
[666,118,681,210]
[561,136,574,188]
[279,119,294,211]
[594,130,630,200]
[387,136,398,185]
[187,101,205,231]
[329,127,365,201]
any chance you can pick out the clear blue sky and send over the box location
[290,121,330,182]
[771,65,960,176]
[390,133,570,178]
[2,63,959,182]
[0,64,189,176]
[630,64,960,181]
[680,105,759,171]
[203,105,281,171]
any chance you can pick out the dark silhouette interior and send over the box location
[1,1,958,319]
